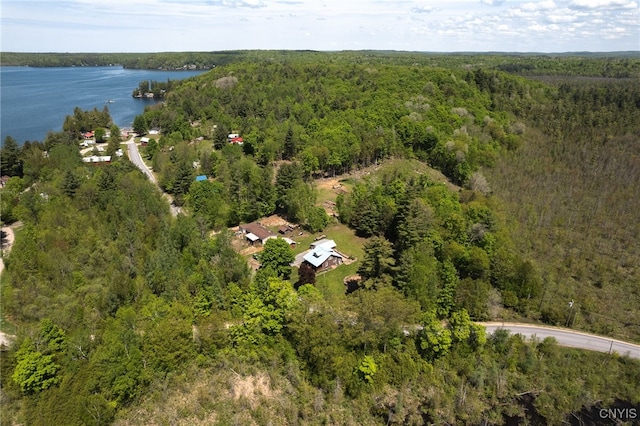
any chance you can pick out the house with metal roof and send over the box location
[310,239,337,251]
[302,243,343,271]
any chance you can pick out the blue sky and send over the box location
[1,0,638,52]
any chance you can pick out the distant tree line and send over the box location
[1,52,640,425]
[2,51,638,77]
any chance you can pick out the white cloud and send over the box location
[569,0,637,9]
[521,0,557,11]
[547,9,578,23]
[209,0,267,8]
[411,5,436,13]
[1,0,638,52]
[481,0,505,6]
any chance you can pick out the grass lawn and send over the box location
[293,221,367,303]
[315,262,359,302]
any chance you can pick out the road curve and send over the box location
[479,322,640,360]
[126,137,157,184]
[126,138,182,217]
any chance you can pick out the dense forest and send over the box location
[2,50,640,77]
[1,52,639,425]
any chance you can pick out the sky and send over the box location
[1,0,638,53]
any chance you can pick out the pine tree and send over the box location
[358,236,396,289]
[61,170,81,197]
[1,136,23,177]
[283,126,296,160]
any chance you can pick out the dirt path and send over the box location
[0,224,17,276]
[0,331,14,347]
[1,225,18,347]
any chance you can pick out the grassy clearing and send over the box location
[293,221,366,302]
[315,178,352,205]
[315,262,359,302]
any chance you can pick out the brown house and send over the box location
[239,222,276,245]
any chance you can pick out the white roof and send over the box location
[310,239,336,251]
[303,247,343,268]
[82,155,111,163]
[246,232,260,242]
[140,137,150,143]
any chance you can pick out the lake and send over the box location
[0,66,207,144]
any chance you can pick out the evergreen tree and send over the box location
[275,162,303,211]
[436,260,459,318]
[358,236,396,289]
[1,136,23,177]
[61,170,81,197]
[283,126,296,160]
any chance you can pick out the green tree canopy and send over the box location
[259,238,295,280]
[1,136,24,177]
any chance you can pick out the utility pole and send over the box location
[566,300,575,328]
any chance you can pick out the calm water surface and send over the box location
[1,66,207,144]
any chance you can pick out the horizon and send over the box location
[2,49,639,55]
[1,1,638,53]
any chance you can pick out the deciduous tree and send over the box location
[260,238,295,280]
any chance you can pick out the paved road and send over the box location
[126,137,157,184]
[126,138,182,216]
[480,322,640,359]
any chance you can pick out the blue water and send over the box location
[0,66,207,144]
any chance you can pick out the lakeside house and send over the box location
[82,155,111,165]
[140,137,150,146]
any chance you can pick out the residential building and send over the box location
[239,222,276,245]
[302,242,343,271]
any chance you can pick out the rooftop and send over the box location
[303,246,343,268]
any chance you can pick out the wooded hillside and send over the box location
[1,52,639,425]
